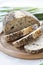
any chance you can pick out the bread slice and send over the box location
[3,25,33,42]
[12,26,42,47]
[3,11,40,34]
[24,34,43,54]
[3,24,38,42]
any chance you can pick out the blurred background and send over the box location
[0,0,43,8]
[0,0,43,22]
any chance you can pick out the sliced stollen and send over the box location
[2,25,33,42]
[24,34,43,54]
[12,25,43,47]
[3,11,40,34]
[3,24,38,42]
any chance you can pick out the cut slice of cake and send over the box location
[12,26,42,47]
[24,34,43,54]
[3,24,38,42]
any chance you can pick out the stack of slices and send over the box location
[2,11,43,54]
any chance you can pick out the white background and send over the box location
[0,0,43,8]
[0,0,43,65]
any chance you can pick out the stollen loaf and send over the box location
[3,24,38,42]
[3,11,40,34]
[12,25,43,47]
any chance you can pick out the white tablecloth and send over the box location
[0,51,43,65]
[0,22,43,65]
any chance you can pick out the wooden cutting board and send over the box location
[0,33,43,59]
